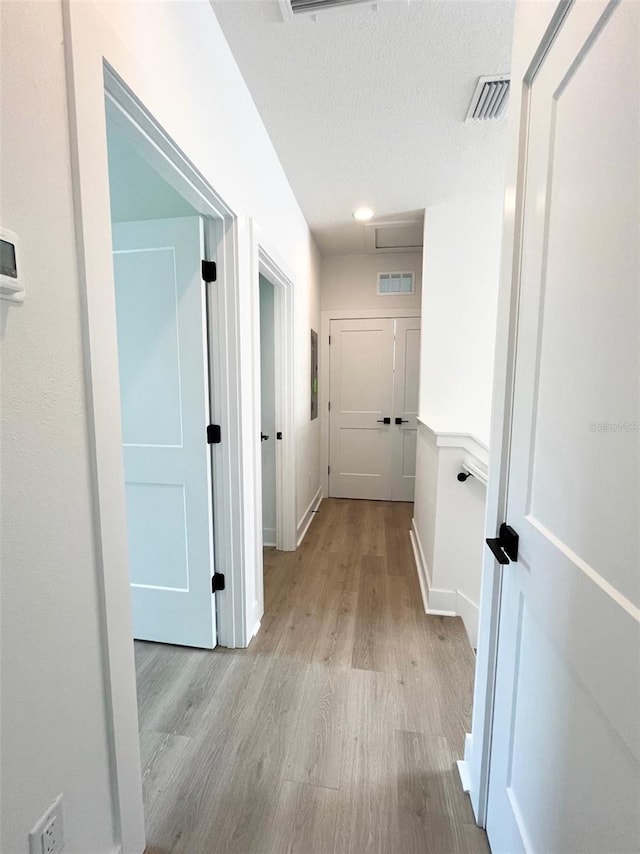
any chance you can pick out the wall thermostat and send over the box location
[0,228,24,303]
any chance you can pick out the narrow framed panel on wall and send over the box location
[310,329,318,420]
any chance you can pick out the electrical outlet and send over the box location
[29,794,64,854]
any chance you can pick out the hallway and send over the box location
[136,499,489,854]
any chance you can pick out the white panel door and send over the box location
[113,216,217,649]
[329,317,420,500]
[391,317,421,501]
[329,318,395,499]
[487,3,639,852]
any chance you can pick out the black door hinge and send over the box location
[486,523,519,565]
[212,572,225,592]
[328,335,331,345]
[202,260,217,283]
[207,424,221,444]
[276,431,282,440]
[328,465,330,475]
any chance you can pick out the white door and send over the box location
[486,3,639,852]
[113,216,217,649]
[329,317,420,500]
[391,317,420,502]
[259,274,277,547]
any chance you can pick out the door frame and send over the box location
[102,71,247,644]
[320,308,421,499]
[250,225,297,557]
[460,0,576,827]
[63,5,252,843]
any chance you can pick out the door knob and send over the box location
[261,433,269,442]
[376,417,391,424]
[395,417,409,425]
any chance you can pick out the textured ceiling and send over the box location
[211,0,515,254]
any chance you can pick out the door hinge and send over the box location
[486,523,519,565]
[276,431,282,440]
[212,572,225,592]
[328,465,330,475]
[328,401,331,411]
[202,260,217,283]
[328,335,331,345]
[207,424,221,444]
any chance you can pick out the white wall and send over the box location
[411,168,506,646]
[0,3,118,853]
[88,0,322,531]
[321,251,422,312]
[1,1,322,852]
[420,193,504,446]
[259,275,277,545]
[297,237,321,526]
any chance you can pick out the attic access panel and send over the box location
[364,220,423,255]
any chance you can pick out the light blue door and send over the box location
[113,216,216,648]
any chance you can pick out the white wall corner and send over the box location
[409,519,431,613]
[262,528,277,548]
[296,487,323,547]
[456,589,480,648]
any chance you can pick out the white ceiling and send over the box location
[211,0,515,255]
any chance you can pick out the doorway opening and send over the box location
[251,236,297,557]
[106,107,219,650]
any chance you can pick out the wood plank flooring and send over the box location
[136,498,489,854]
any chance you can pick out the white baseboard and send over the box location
[427,587,457,615]
[296,486,323,547]
[457,734,473,797]
[410,520,457,616]
[409,520,430,613]
[457,758,471,793]
[463,731,473,762]
[456,589,480,648]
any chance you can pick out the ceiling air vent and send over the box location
[285,0,373,15]
[466,75,510,121]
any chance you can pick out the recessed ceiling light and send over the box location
[353,207,374,221]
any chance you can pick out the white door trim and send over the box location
[320,308,421,499]
[62,3,251,845]
[462,0,576,827]
[255,235,297,553]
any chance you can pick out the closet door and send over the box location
[391,317,421,501]
[329,317,420,501]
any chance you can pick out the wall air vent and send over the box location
[378,272,414,296]
[465,75,510,121]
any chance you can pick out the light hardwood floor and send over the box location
[136,498,489,854]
